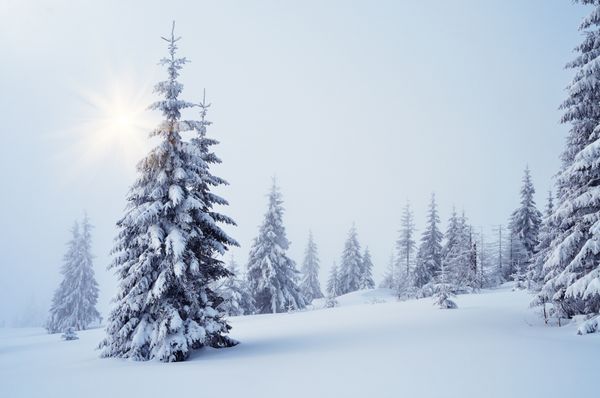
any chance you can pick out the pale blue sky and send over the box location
[0,0,587,322]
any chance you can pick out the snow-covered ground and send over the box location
[1,285,598,398]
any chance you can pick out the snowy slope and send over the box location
[1,286,598,398]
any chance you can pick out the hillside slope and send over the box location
[1,286,598,398]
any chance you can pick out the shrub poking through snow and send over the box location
[62,327,79,341]
[325,296,338,308]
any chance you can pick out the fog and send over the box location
[0,0,584,325]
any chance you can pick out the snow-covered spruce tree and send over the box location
[478,228,501,288]
[299,231,324,303]
[508,166,542,285]
[441,208,464,291]
[325,262,341,307]
[360,247,376,289]
[413,194,443,294]
[529,190,556,290]
[395,202,416,296]
[379,251,396,289]
[396,202,417,275]
[491,224,510,282]
[466,225,480,290]
[338,225,364,294]
[247,181,306,314]
[47,216,101,334]
[535,1,600,331]
[433,260,457,310]
[440,209,478,292]
[100,24,238,362]
[216,256,255,316]
[327,261,342,298]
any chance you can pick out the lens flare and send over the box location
[57,76,158,180]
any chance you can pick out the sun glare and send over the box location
[68,79,156,172]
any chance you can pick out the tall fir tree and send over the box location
[379,251,396,289]
[47,216,101,333]
[395,201,416,293]
[466,225,480,290]
[536,1,600,329]
[100,24,237,362]
[441,208,463,289]
[529,190,556,288]
[433,258,457,310]
[338,225,364,294]
[413,194,443,291]
[299,231,324,303]
[360,247,376,289]
[247,181,306,314]
[508,166,542,283]
[327,261,342,298]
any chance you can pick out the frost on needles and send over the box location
[99,23,238,362]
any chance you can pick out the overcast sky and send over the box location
[0,0,587,323]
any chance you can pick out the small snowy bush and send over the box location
[62,327,79,341]
[433,281,457,309]
[577,316,600,335]
[325,296,338,308]
[433,292,457,309]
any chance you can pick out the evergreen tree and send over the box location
[327,261,342,298]
[217,256,255,316]
[413,194,443,292]
[508,166,542,283]
[492,224,510,281]
[100,24,237,362]
[529,190,555,289]
[440,209,478,292]
[299,231,324,303]
[433,260,457,310]
[47,216,101,334]
[396,202,416,275]
[441,208,464,290]
[338,225,363,294]
[62,327,79,341]
[395,202,416,295]
[380,251,396,289]
[247,181,306,314]
[466,225,480,290]
[360,247,376,289]
[537,1,600,329]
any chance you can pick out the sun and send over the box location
[71,79,157,170]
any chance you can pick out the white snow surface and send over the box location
[1,285,598,398]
